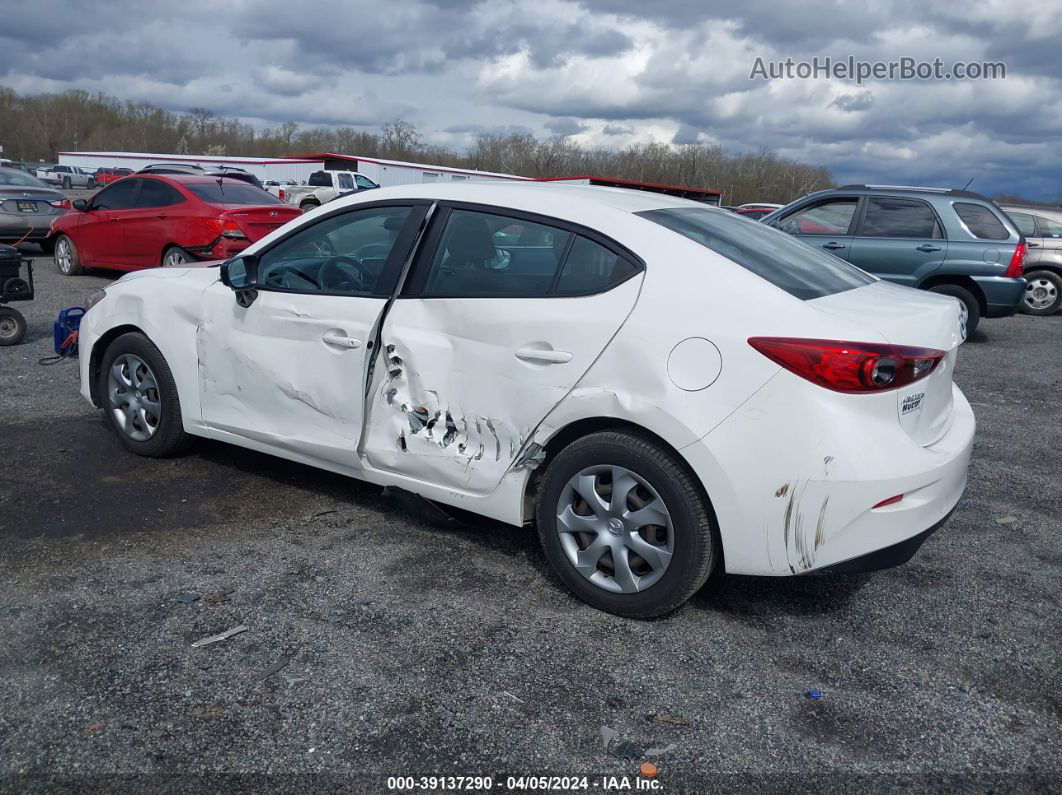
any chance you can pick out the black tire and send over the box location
[1021,270,1062,316]
[0,306,27,346]
[299,200,320,212]
[62,177,71,189]
[54,234,84,276]
[97,332,192,457]
[87,178,96,190]
[535,430,720,618]
[38,237,55,255]
[928,283,981,337]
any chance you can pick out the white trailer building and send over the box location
[288,153,531,187]
[56,152,325,184]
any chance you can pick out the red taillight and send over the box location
[747,338,946,393]
[1005,242,1026,278]
[278,189,285,201]
[49,198,72,209]
[872,494,904,509]
[220,219,247,239]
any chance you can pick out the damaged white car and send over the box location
[78,182,974,617]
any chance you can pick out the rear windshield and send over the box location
[186,182,283,205]
[953,202,1010,240]
[0,169,48,188]
[637,207,875,299]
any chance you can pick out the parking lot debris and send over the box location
[645,743,678,756]
[202,589,235,604]
[806,689,824,700]
[84,722,106,733]
[600,726,618,750]
[177,592,201,604]
[639,762,658,778]
[995,516,1019,525]
[612,740,644,760]
[256,657,290,680]
[648,712,689,727]
[191,625,248,648]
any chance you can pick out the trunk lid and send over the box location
[809,280,966,446]
[220,206,301,242]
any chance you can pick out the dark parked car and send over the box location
[763,185,1027,335]
[1002,205,1062,315]
[0,167,70,251]
[48,174,301,272]
[138,163,264,190]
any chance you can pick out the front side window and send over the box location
[256,206,413,295]
[90,179,140,211]
[953,202,1009,240]
[777,198,859,236]
[355,175,377,189]
[859,197,942,239]
[638,206,875,300]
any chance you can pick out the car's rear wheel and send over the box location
[300,200,320,213]
[54,234,83,276]
[62,177,71,189]
[162,246,193,268]
[87,178,96,190]
[928,283,981,337]
[0,307,27,346]
[535,430,720,618]
[98,332,192,457]
[1022,270,1062,316]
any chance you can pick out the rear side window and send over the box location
[337,173,354,190]
[555,237,637,295]
[1036,214,1062,239]
[1009,212,1037,237]
[860,197,942,239]
[186,183,282,205]
[953,202,1010,240]
[135,180,184,208]
[638,207,875,300]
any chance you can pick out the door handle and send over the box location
[322,333,361,349]
[156,214,168,219]
[916,244,941,253]
[1027,242,1040,248]
[822,242,845,250]
[515,346,573,364]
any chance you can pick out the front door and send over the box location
[362,205,643,494]
[197,203,426,468]
[847,195,949,287]
[76,179,141,266]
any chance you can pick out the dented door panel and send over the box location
[362,276,643,494]
[197,282,386,468]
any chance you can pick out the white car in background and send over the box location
[76,182,973,616]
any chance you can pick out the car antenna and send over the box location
[962,177,974,190]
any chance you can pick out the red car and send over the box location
[93,167,133,186]
[49,174,301,274]
[733,207,774,220]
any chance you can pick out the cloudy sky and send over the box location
[2,0,1061,197]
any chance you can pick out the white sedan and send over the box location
[77,182,974,616]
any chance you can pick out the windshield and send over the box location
[637,207,876,299]
[0,168,49,188]
[186,182,284,205]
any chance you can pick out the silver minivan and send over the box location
[1003,205,1062,315]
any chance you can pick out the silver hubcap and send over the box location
[0,316,16,337]
[108,354,162,441]
[556,465,674,594]
[56,239,72,273]
[1024,277,1058,310]
[164,250,187,267]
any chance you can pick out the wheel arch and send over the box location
[87,323,147,407]
[916,274,987,314]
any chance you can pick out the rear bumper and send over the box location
[683,374,975,576]
[0,216,55,241]
[185,237,251,261]
[809,507,954,574]
[973,275,1024,318]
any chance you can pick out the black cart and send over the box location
[0,244,35,346]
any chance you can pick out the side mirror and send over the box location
[72,199,88,211]
[220,255,259,307]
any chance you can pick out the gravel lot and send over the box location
[1,250,1059,792]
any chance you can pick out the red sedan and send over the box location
[49,174,301,274]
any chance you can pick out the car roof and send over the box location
[1001,204,1062,219]
[815,184,994,203]
[330,180,714,216]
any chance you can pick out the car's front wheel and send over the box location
[98,332,191,457]
[536,430,720,618]
[1022,270,1062,316]
[54,234,83,276]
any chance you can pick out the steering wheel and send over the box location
[319,255,375,292]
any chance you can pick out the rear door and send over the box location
[1008,211,1042,268]
[361,204,644,494]
[847,195,948,287]
[1033,212,1062,268]
[122,178,187,268]
[74,179,140,265]
[773,195,861,259]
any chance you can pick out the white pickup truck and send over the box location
[284,170,379,211]
[36,165,96,189]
